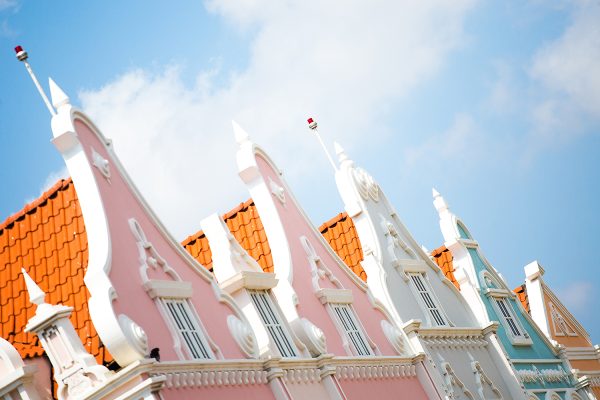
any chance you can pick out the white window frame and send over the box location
[407,272,449,327]
[490,296,531,345]
[248,289,298,358]
[329,302,373,356]
[159,297,214,360]
[480,270,532,346]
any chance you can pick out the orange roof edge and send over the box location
[430,245,461,290]
[0,177,73,231]
[513,284,530,314]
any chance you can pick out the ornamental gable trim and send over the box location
[46,81,251,367]
[233,122,403,358]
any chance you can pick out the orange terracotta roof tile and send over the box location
[0,178,112,365]
[319,213,367,282]
[513,284,530,314]
[181,231,214,272]
[430,246,460,290]
[182,199,274,273]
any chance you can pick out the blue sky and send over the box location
[1,1,598,343]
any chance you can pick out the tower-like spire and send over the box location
[14,45,56,116]
[333,141,349,164]
[48,77,70,111]
[232,120,250,145]
[21,268,46,306]
[432,187,450,216]
[307,117,338,172]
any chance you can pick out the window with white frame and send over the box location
[494,297,527,340]
[330,303,373,356]
[408,272,447,326]
[161,298,213,359]
[248,290,297,357]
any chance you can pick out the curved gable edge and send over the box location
[49,84,249,366]
[233,122,407,357]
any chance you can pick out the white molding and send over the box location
[564,347,600,361]
[220,271,278,295]
[143,280,193,299]
[51,106,148,367]
[524,260,552,338]
[316,288,353,304]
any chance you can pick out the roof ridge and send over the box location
[319,212,348,233]
[0,177,73,232]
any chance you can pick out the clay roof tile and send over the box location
[430,246,461,290]
[319,212,367,282]
[0,178,112,365]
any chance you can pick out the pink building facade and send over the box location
[0,76,436,399]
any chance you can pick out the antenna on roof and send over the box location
[307,117,337,171]
[14,45,56,116]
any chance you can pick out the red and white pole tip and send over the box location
[307,117,318,130]
[15,45,28,62]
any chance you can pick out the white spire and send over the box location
[21,268,46,306]
[333,141,349,163]
[49,77,70,110]
[432,187,450,215]
[232,120,250,145]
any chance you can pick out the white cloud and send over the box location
[79,0,476,238]
[0,0,18,12]
[558,280,593,314]
[530,1,600,136]
[403,113,483,170]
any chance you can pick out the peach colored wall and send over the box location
[571,359,600,371]
[255,154,396,356]
[338,377,429,400]
[75,119,245,361]
[543,292,591,348]
[160,383,276,399]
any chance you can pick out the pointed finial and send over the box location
[14,45,56,116]
[21,268,46,306]
[232,120,250,145]
[432,187,450,215]
[49,77,70,110]
[333,141,349,163]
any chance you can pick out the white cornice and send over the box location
[220,271,278,295]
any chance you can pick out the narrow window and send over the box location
[495,298,523,338]
[409,273,447,326]
[162,298,212,359]
[249,290,297,357]
[331,303,373,356]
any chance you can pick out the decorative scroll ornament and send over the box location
[353,167,379,202]
[118,314,149,355]
[470,356,503,400]
[549,303,577,337]
[91,147,111,181]
[381,320,406,355]
[129,218,182,283]
[292,318,327,357]
[301,236,344,293]
[439,356,475,400]
[268,177,286,204]
[383,219,416,262]
[227,315,258,358]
